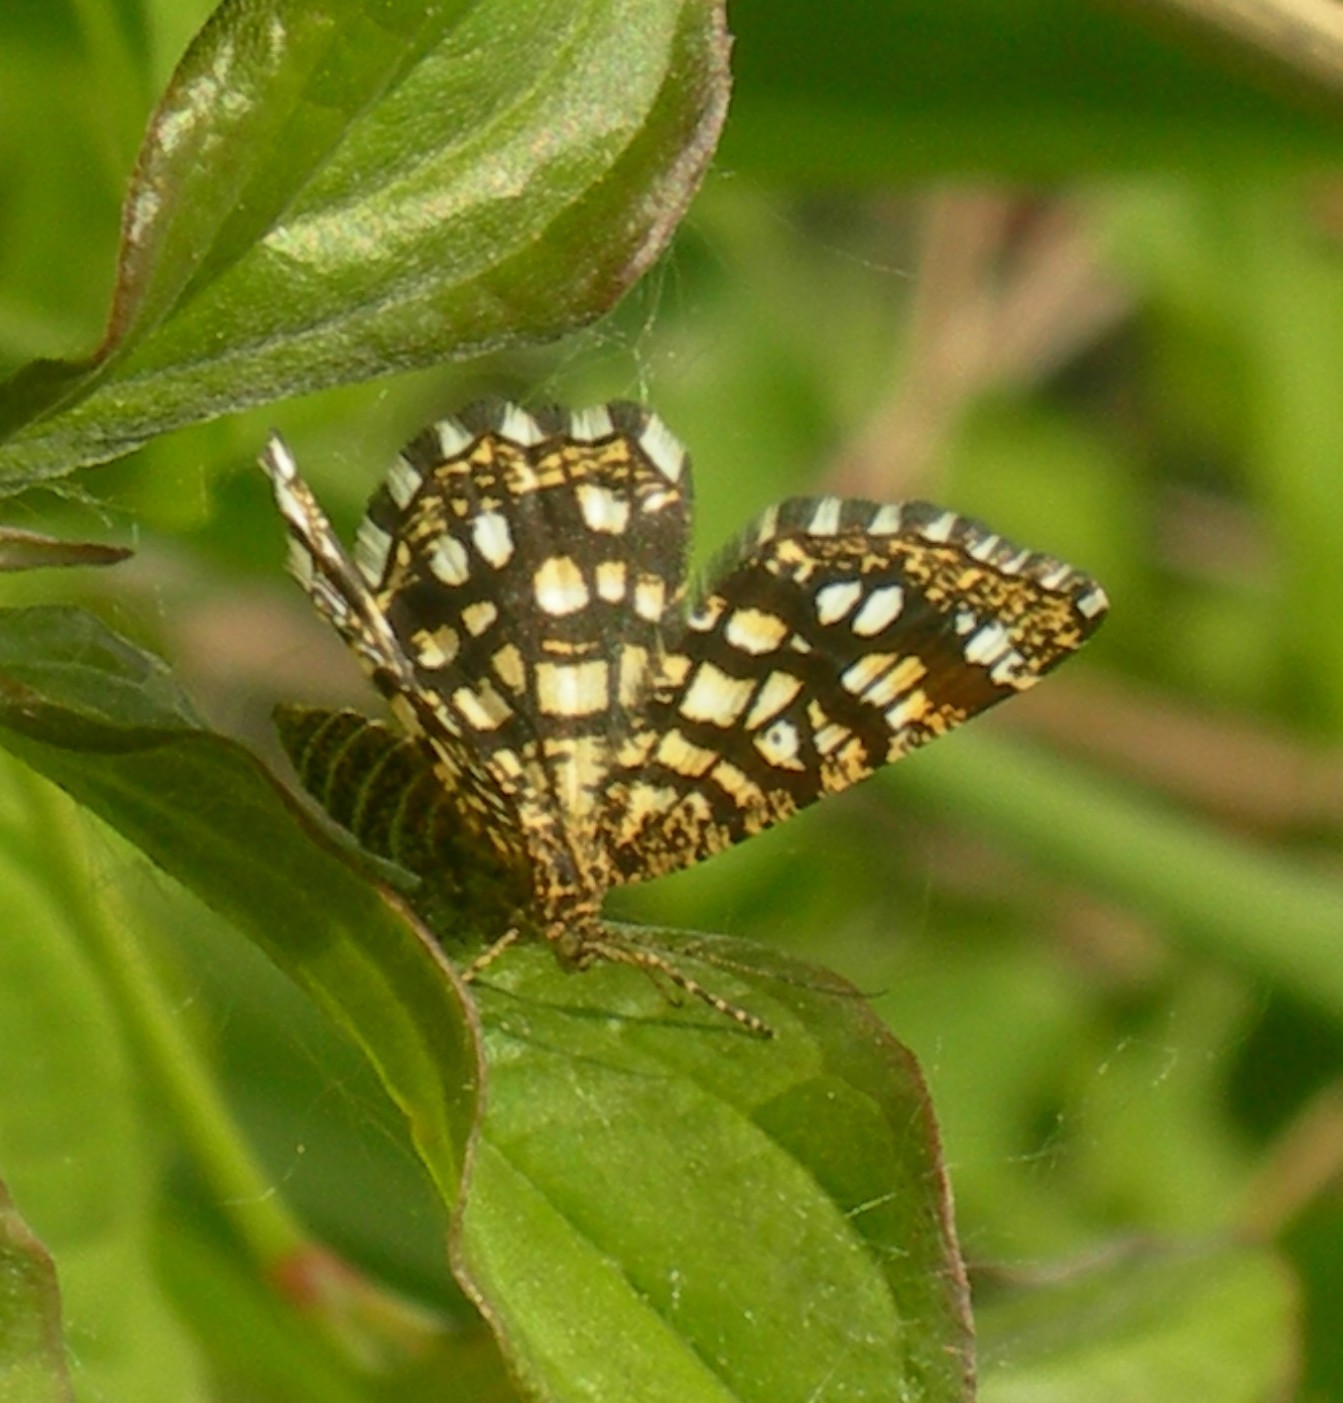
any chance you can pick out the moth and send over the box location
[263,401,1106,1032]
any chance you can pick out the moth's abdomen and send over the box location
[274,703,529,939]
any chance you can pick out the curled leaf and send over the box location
[0,1182,76,1403]
[0,527,130,572]
[0,0,730,490]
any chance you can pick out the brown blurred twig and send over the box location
[1117,0,1343,113]
[825,187,1343,840]
[1003,672,1343,835]
[828,191,1132,500]
[1241,1081,1343,1238]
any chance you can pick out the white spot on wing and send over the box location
[725,608,788,656]
[618,644,648,703]
[626,780,678,823]
[271,475,307,530]
[753,504,780,543]
[577,482,631,534]
[865,661,916,707]
[430,536,470,586]
[867,504,904,535]
[841,653,899,698]
[990,651,1030,687]
[687,598,722,632]
[965,620,1011,666]
[680,662,755,726]
[413,626,459,669]
[534,556,590,616]
[462,600,499,636]
[284,538,314,587]
[536,660,610,717]
[814,721,849,755]
[656,728,717,778]
[498,404,544,446]
[711,757,765,807]
[452,682,511,731]
[568,405,615,442]
[754,719,805,770]
[384,460,420,515]
[745,671,803,730]
[434,418,473,459]
[261,435,297,484]
[884,690,926,731]
[1078,585,1108,618]
[659,653,692,688]
[472,510,514,568]
[851,585,904,637]
[814,579,862,624]
[634,575,666,622]
[596,560,627,602]
[492,643,526,693]
[807,499,843,536]
[354,518,392,584]
[918,511,956,544]
[638,414,686,482]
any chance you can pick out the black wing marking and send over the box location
[597,497,1108,884]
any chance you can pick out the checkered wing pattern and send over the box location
[597,497,1108,884]
[262,431,531,874]
[265,400,1107,1026]
[265,400,693,920]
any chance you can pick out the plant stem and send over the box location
[14,761,311,1267]
[896,729,1343,1020]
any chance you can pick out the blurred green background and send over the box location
[4,0,1343,1398]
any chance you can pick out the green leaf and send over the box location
[0,1184,75,1403]
[0,606,479,1210]
[725,0,1343,182]
[895,731,1343,1026]
[0,604,200,730]
[0,775,208,1402]
[977,1244,1299,1403]
[460,937,973,1402]
[0,0,729,488]
[0,606,974,1401]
